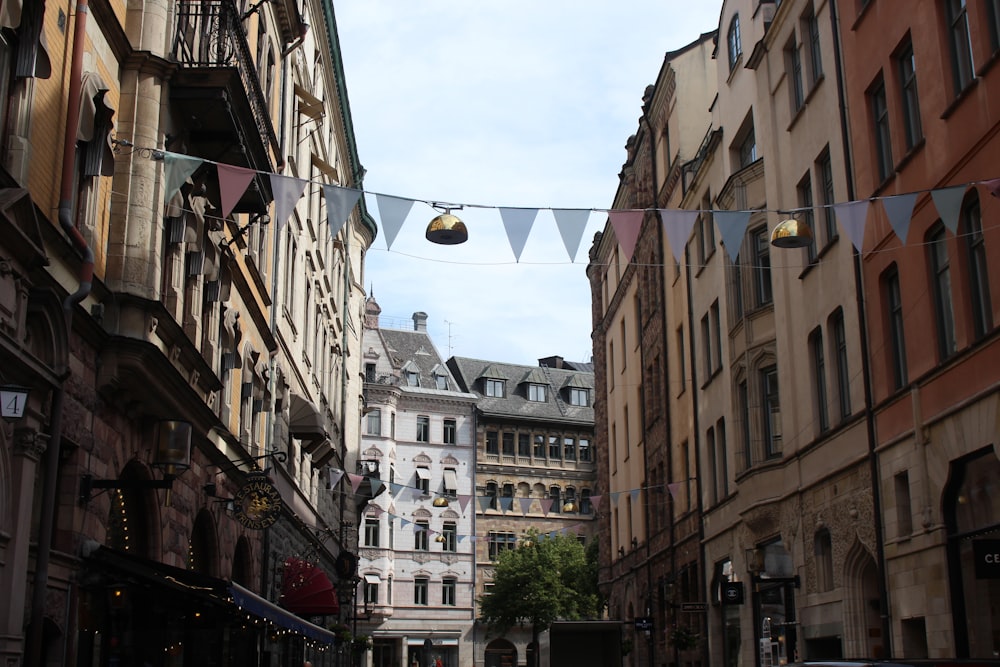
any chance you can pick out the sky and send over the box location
[334,2,723,366]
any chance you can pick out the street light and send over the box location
[0,384,30,421]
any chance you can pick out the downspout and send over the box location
[28,1,92,665]
[829,0,893,657]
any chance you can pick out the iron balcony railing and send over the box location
[171,0,279,156]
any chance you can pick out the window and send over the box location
[798,171,817,262]
[502,432,515,456]
[717,418,729,498]
[579,438,591,462]
[814,529,834,592]
[416,415,429,442]
[738,124,757,168]
[488,531,517,560]
[946,0,975,93]
[442,577,457,606]
[416,467,430,494]
[870,77,893,183]
[365,516,380,547]
[581,488,593,514]
[883,265,908,389]
[895,471,913,537]
[727,14,742,70]
[710,301,722,374]
[528,383,547,402]
[762,365,781,458]
[897,40,922,150]
[364,578,379,606]
[549,436,561,460]
[405,370,419,387]
[817,149,837,245]
[701,312,712,378]
[415,521,429,551]
[697,205,715,266]
[832,310,852,420]
[549,486,562,513]
[414,577,428,605]
[989,0,1000,53]
[485,378,504,397]
[443,418,456,445]
[441,521,457,552]
[518,433,531,456]
[963,195,993,340]
[485,482,498,510]
[805,9,823,86]
[928,225,957,359]
[707,426,718,504]
[435,373,448,390]
[486,430,499,455]
[739,379,751,470]
[365,363,376,382]
[366,408,381,436]
[443,468,458,496]
[563,436,576,461]
[752,227,773,306]
[569,387,589,406]
[810,328,830,433]
[676,326,686,395]
[786,35,804,112]
[534,434,545,458]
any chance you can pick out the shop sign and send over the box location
[233,472,282,530]
[973,539,1000,579]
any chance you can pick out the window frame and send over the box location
[761,365,782,459]
[832,310,852,420]
[883,264,908,389]
[528,383,547,402]
[364,516,380,547]
[414,577,429,606]
[414,521,430,551]
[728,14,742,71]
[485,378,505,397]
[897,39,923,150]
[366,408,381,436]
[870,76,893,183]
[945,0,975,94]
[751,227,773,307]
[416,415,430,443]
[810,327,830,434]
[443,418,457,445]
[963,195,993,340]
[442,577,457,606]
[928,224,958,360]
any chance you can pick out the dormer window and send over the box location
[435,374,448,390]
[569,387,589,407]
[528,384,547,402]
[485,378,504,397]
[405,370,419,387]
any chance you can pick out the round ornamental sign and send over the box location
[232,473,282,530]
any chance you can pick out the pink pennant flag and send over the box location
[269,173,308,231]
[608,210,645,262]
[458,494,473,514]
[832,200,871,253]
[540,498,553,516]
[348,473,364,494]
[518,497,533,515]
[666,482,682,498]
[658,209,699,264]
[589,494,603,513]
[982,178,1000,198]
[216,163,257,219]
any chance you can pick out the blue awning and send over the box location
[230,582,338,645]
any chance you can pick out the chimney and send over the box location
[413,312,428,332]
[538,356,564,369]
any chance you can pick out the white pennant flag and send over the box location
[499,207,539,261]
[551,209,592,262]
[658,209,698,264]
[833,200,871,252]
[269,173,308,232]
[323,184,363,236]
[375,194,415,250]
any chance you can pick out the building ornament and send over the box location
[13,427,48,461]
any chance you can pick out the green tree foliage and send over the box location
[478,529,602,638]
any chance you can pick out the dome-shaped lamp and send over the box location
[770,218,814,249]
[562,501,577,513]
[432,496,450,508]
[426,206,468,245]
[434,534,446,543]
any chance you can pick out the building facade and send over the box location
[446,355,596,667]
[357,302,479,667]
[0,0,375,665]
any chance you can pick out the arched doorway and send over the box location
[485,638,516,667]
[843,541,881,659]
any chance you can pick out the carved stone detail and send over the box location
[13,428,48,461]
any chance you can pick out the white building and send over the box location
[357,299,479,667]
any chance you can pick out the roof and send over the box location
[446,356,595,425]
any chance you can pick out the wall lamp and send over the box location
[0,384,30,422]
[222,212,271,250]
[79,420,193,503]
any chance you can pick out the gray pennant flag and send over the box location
[375,194,415,250]
[880,192,917,245]
[715,211,751,261]
[930,185,967,234]
[323,184,363,236]
[499,207,539,261]
[552,209,592,262]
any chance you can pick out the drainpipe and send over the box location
[829,0,893,657]
[28,1,92,665]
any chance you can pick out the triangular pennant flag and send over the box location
[499,207,539,261]
[368,478,384,497]
[982,178,1000,198]
[499,497,514,514]
[714,211,751,261]
[216,163,257,219]
[348,473,364,494]
[551,209,592,261]
[458,494,472,514]
[389,482,406,497]
[478,496,494,513]
[540,498,553,516]
[659,209,699,264]
[413,523,426,532]
[880,192,917,245]
[323,184,363,235]
[630,488,641,503]
[931,185,967,234]
[162,152,204,204]
[400,518,411,529]
[269,173,308,231]
[327,468,345,491]
[590,495,602,513]
[375,194,416,250]
[609,491,621,506]
[608,210,644,262]
[458,534,468,543]
[667,482,682,498]
[518,497,533,515]
[832,200,870,252]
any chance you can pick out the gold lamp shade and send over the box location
[432,496,450,507]
[770,218,814,248]
[426,213,468,245]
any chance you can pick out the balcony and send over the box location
[170,0,277,213]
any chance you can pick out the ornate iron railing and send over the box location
[171,0,279,156]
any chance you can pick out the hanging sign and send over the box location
[973,539,1000,579]
[232,472,282,530]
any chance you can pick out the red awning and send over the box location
[280,557,340,616]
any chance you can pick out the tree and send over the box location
[478,529,602,653]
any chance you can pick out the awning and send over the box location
[415,467,431,480]
[443,469,458,493]
[289,393,327,440]
[230,582,337,645]
[364,574,381,585]
[407,638,459,646]
[280,558,340,616]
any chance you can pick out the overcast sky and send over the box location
[334,2,723,366]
